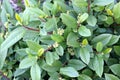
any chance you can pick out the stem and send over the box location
[88,0,90,13]
[0,71,10,80]
[23,25,40,32]
[44,45,53,53]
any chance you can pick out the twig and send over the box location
[23,25,40,32]
[87,0,90,13]
[0,71,10,80]
[44,45,53,53]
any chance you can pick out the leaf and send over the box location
[49,72,59,80]
[30,63,41,80]
[87,15,97,26]
[2,0,13,17]
[113,2,120,19]
[0,48,8,69]
[1,27,25,50]
[67,32,80,47]
[45,52,54,65]
[1,7,8,24]
[107,35,120,46]
[79,47,90,64]
[0,27,25,69]
[110,64,120,77]
[37,48,45,57]
[93,0,114,6]
[92,34,112,46]
[72,0,87,7]
[45,17,57,32]
[105,74,120,80]
[96,42,103,52]
[114,46,120,56]
[78,13,89,23]
[42,61,62,72]
[61,13,77,29]
[19,56,37,69]
[56,46,64,56]
[78,26,91,37]
[14,69,26,77]
[51,34,64,43]
[93,54,104,77]
[26,40,41,52]
[78,74,92,80]
[60,67,79,77]
[68,59,86,70]
[15,13,22,24]
[82,39,88,46]
[103,48,112,54]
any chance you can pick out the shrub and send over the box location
[0,0,120,80]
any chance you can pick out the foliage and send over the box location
[0,0,120,80]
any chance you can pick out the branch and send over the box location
[0,71,10,80]
[44,45,53,53]
[23,25,40,32]
[87,0,90,13]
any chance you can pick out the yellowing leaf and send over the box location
[37,48,45,57]
[106,9,113,16]
[82,39,88,46]
[24,0,30,7]
[15,13,22,24]
[103,48,112,54]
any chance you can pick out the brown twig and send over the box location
[0,71,10,80]
[87,0,90,13]
[23,25,40,32]
[44,45,53,53]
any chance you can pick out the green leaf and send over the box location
[78,13,89,23]
[61,13,77,29]
[96,42,103,52]
[56,46,64,56]
[107,35,120,46]
[45,17,57,32]
[14,69,26,77]
[67,32,80,47]
[60,67,79,77]
[87,15,97,26]
[93,0,114,6]
[110,64,120,77]
[72,0,87,7]
[113,2,120,19]
[114,46,120,56]
[78,26,91,37]
[105,74,120,80]
[0,27,25,69]
[68,59,86,70]
[0,35,4,45]
[42,61,62,72]
[49,72,59,80]
[2,0,13,17]
[52,52,59,60]
[19,56,37,69]
[30,63,41,80]
[45,52,54,65]
[0,48,8,69]
[26,40,41,52]
[93,54,104,77]
[78,74,92,80]
[51,34,64,43]
[1,7,8,24]
[1,27,25,50]
[79,47,90,64]
[92,34,112,46]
